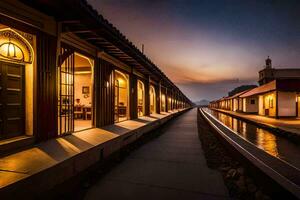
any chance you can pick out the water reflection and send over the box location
[206,109,279,157]
[204,108,300,168]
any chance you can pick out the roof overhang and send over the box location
[22,0,192,103]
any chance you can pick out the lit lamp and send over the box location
[103,78,109,88]
[0,39,24,61]
[7,40,16,58]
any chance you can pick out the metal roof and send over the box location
[23,0,192,104]
[240,80,276,98]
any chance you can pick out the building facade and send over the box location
[259,57,300,85]
[0,0,191,148]
[210,58,300,118]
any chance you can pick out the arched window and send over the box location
[58,50,95,134]
[114,70,129,122]
[161,93,166,112]
[0,28,33,64]
[137,80,145,117]
[150,85,156,114]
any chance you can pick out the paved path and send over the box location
[85,108,229,200]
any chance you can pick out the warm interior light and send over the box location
[74,71,91,75]
[0,42,24,61]
[0,28,34,63]
[8,42,16,57]
[118,78,124,85]
[75,52,94,68]
[137,80,145,116]
[114,70,129,122]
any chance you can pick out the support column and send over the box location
[276,91,279,119]
[165,87,169,112]
[157,82,161,114]
[36,32,58,141]
[176,93,179,109]
[130,73,138,119]
[170,89,173,110]
[96,58,114,127]
[174,92,177,109]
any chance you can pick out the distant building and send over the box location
[210,57,300,118]
[228,85,257,97]
[239,79,300,117]
[258,57,300,85]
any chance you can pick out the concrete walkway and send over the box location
[85,108,229,200]
[0,110,185,198]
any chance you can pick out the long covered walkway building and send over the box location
[0,0,192,197]
[0,0,191,148]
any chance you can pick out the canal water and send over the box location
[204,108,300,169]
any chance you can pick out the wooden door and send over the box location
[0,61,25,139]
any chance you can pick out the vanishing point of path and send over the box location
[85,108,229,200]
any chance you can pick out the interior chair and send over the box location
[85,107,92,120]
[74,106,83,119]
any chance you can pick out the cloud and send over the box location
[87,0,300,102]
[162,64,257,85]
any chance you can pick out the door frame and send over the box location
[57,44,96,135]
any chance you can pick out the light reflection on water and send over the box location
[205,108,300,169]
[207,109,279,157]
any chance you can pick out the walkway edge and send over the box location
[0,109,190,199]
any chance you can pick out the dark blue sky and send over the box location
[88,0,300,101]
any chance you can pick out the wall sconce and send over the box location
[7,41,16,57]
[105,81,109,88]
[131,88,134,93]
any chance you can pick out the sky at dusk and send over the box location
[88,0,300,102]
